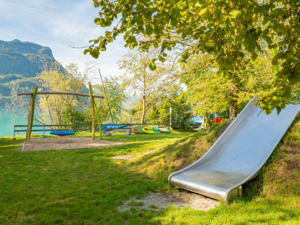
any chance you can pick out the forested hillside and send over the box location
[0,39,57,105]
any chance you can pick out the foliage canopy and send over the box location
[86,0,300,114]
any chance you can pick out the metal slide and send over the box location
[168,96,300,203]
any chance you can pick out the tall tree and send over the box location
[117,46,179,124]
[9,62,92,126]
[183,48,275,126]
[147,89,193,127]
[37,62,89,125]
[91,77,127,123]
[85,0,300,114]
[182,54,231,125]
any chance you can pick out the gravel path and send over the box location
[23,137,123,151]
[118,191,219,212]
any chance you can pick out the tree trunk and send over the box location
[229,80,238,119]
[141,96,146,124]
[203,113,212,128]
[141,73,146,124]
[229,104,238,119]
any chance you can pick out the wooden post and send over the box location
[88,83,95,140]
[94,102,103,140]
[26,85,38,144]
[25,86,34,143]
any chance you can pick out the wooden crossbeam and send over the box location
[17,91,104,99]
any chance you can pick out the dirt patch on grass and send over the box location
[23,137,123,151]
[118,191,219,212]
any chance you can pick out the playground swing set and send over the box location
[18,67,173,144]
[17,83,104,144]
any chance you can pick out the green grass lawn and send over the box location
[0,123,300,224]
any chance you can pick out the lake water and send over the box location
[0,106,42,137]
[0,106,204,137]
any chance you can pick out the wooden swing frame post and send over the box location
[94,101,103,140]
[25,85,38,144]
[88,83,103,140]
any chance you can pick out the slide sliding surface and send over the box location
[168,96,300,203]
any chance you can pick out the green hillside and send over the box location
[0,40,56,106]
[0,39,53,58]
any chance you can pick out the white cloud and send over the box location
[0,0,127,83]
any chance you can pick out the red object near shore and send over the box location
[214,117,224,124]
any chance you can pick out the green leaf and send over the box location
[136,17,143,26]
[206,41,215,48]
[171,18,177,26]
[145,11,152,20]
[217,29,225,37]
[199,8,207,15]
[83,49,89,55]
[214,9,220,17]
[158,55,165,62]
[251,52,258,61]
[98,36,106,41]
[229,10,241,18]
[145,25,153,36]
[256,44,263,53]
[263,16,271,25]
[136,4,143,12]
[236,34,245,42]
[149,58,157,70]
[90,50,100,59]
[276,107,282,115]
[264,36,272,45]
[245,39,256,52]
[254,5,269,14]
[105,31,112,37]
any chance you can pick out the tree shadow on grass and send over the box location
[105,132,191,142]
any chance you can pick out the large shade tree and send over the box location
[183,49,275,126]
[85,0,300,114]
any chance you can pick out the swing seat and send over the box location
[50,130,75,136]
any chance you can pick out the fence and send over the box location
[13,123,169,139]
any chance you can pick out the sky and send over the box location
[0,0,128,84]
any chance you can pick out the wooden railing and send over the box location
[13,123,169,139]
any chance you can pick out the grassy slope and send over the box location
[0,118,300,224]
[151,119,300,225]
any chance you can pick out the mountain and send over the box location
[0,40,57,105]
